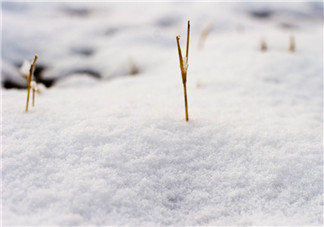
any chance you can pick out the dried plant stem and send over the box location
[176,36,185,82]
[183,83,189,121]
[25,55,38,112]
[261,39,267,52]
[289,35,295,52]
[186,21,190,60]
[32,89,35,107]
[176,21,190,122]
[198,24,211,50]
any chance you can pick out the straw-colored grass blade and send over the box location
[176,21,190,122]
[25,55,38,112]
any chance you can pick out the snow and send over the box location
[1,1,323,226]
[19,60,30,78]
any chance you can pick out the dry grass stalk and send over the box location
[32,88,36,107]
[289,35,295,52]
[176,20,190,122]
[25,55,38,112]
[196,80,201,88]
[31,81,38,107]
[260,38,267,52]
[198,23,212,50]
[129,60,139,75]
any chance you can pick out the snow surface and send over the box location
[1,1,323,226]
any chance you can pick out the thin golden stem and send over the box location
[32,89,35,107]
[176,36,183,67]
[260,39,267,52]
[176,36,187,84]
[198,24,211,50]
[25,55,38,112]
[183,83,189,122]
[289,35,295,52]
[26,76,32,112]
[176,21,190,122]
[176,36,186,84]
[186,20,190,60]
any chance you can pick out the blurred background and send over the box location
[1,1,323,89]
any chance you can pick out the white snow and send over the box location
[19,60,30,78]
[1,1,323,226]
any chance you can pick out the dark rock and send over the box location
[279,22,298,30]
[70,69,101,79]
[62,7,91,17]
[250,10,273,19]
[105,28,119,36]
[156,16,179,27]
[2,80,26,89]
[71,47,95,56]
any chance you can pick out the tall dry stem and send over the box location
[26,55,38,112]
[198,24,212,50]
[289,35,295,52]
[176,21,190,122]
[32,89,36,107]
[260,38,267,52]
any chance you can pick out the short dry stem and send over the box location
[25,55,38,112]
[32,89,36,107]
[176,21,190,122]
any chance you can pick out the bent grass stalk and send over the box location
[176,21,190,122]
[25,55,38,112]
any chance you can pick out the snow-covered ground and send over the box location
[1,2,323,226]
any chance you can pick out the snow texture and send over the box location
[1,1,323,226]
